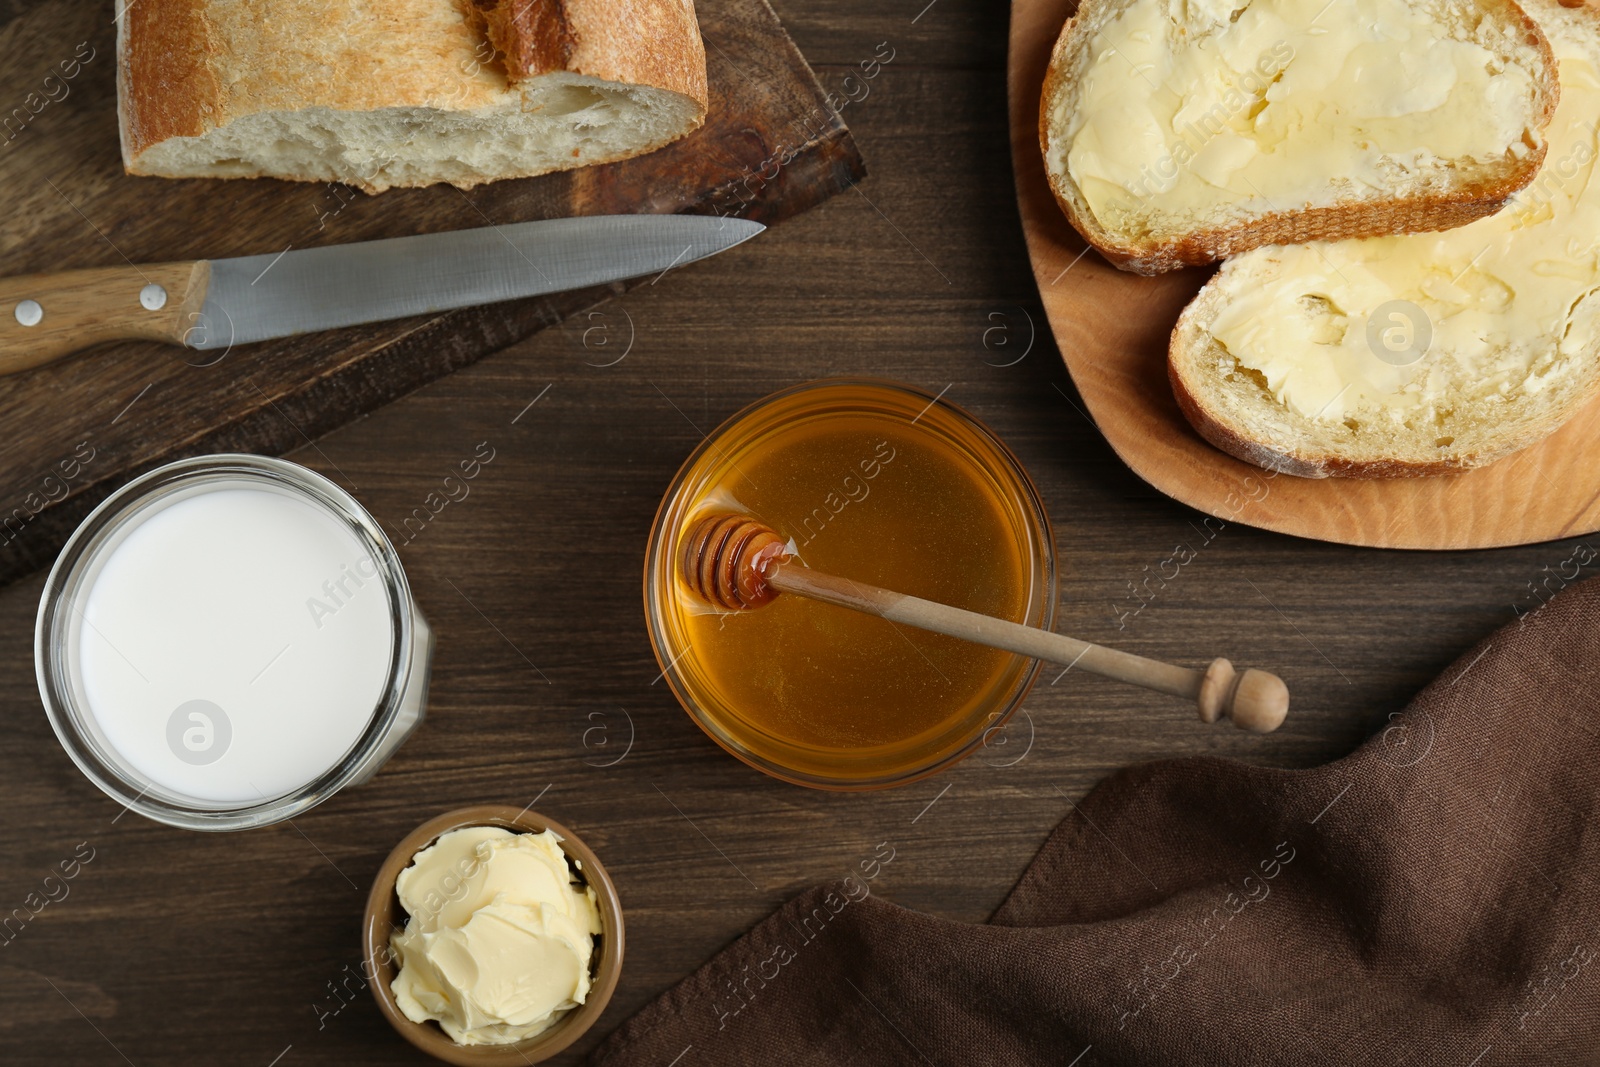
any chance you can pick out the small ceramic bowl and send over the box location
[363,805,624,1065]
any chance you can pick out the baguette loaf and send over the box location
[1040,0,1559,274]
[117,0,708,193]
[1169,0,1600,478]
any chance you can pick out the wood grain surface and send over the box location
[0,0,861,589]
[0,2,1588,1065]
[1010,0,1600,551]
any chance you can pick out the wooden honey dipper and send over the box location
[681,514,1289,733]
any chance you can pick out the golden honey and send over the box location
[645,380,1055,788]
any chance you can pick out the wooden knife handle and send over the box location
[0,261,211,375]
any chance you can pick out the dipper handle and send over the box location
[768,565,1289,733]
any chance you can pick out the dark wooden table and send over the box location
[0,2,1573,1062]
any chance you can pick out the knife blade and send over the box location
[191,214,764,350]
[0,214,764,376]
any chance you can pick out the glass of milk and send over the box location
[36,454,432,831]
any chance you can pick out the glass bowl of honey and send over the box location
[644,379,1056,789]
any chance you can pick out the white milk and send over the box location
[71,484,395,805]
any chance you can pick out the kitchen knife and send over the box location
[0,214,764,374]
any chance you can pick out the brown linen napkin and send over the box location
[591,578,1600,1066]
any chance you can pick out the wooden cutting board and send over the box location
[0,0,862,588]
[1008,0,1600,550]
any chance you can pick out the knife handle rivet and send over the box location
[139,284,168,311]
[13,300,41,327]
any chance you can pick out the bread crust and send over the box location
[116,0,221,166]
[117,0,709,186]
[1038,0,1561,275]
[479,0,707,112]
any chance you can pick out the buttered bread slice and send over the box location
[1169,0,1600,477]
[1041,0,1558,273]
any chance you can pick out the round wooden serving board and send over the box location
[1007,0,1600,550]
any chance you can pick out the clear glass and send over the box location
[36,454,432,831]
[644,379,1057,789]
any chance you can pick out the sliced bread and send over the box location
[117,0,708,193]
[1169,0,1600,478]
[1040,0,1559,274]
